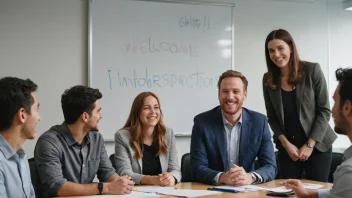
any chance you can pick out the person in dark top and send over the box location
[34,85,134,198]
[262,29,337,182]
[114,92,181,185]
[142,144,162,176]
[281,68,352,198]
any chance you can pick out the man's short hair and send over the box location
[61,85,102,124]
[217,70,248,91]
[0,77,38,131]
[336,68,352,108]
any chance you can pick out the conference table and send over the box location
[59,179,332,198]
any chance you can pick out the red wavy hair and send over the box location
[122,92,168,159]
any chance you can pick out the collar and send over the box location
[0,133,25,160]
[343,145,352,161]
[60,122,91,146]
[221,109,242,127]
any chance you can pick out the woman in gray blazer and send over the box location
[114,92,181,185]
[262,29,337,182]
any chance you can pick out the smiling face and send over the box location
[218,77,247,116]
[140,96,160,129]
[267,39,292,69]
[85,99,102,131]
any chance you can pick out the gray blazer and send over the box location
[114,127,181,184]
[263,62,337,152]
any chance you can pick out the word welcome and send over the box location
[125,37,198,57]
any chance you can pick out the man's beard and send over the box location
[335,112,348,135]
[335,126,345,135]
[221,100,243,115]
[86,122,99,131]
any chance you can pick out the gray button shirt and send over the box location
[34,123,117,198]
[0,134,35,198]
[317,145,352,198]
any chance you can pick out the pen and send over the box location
[207,187,239,193]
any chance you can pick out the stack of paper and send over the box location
[302,183,324,190]
[132,182,324,197]
[134,186,222,197]
[264,186,293,193]
[208,182,323,194]
[262,182,324,193]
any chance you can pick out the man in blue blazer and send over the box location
[191,70,277,185]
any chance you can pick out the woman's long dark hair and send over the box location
[264,29,304,89]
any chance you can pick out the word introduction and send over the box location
[107,68,219,89]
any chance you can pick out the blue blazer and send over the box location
[190,106,277,185]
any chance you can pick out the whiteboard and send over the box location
[89,0,234,140]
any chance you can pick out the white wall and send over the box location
[327,0,352,152]
[234,0,329,114]
[0,0,87,157]
[0,0,351,162]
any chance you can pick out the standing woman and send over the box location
[114,92,181,185]
[262,29,337,182]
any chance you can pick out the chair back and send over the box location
[329,152,343,183]
[28,158,43,198]
[109,154,116,170]
[181,153,193,182]
[275,151,281,179]
[254,151,280,179]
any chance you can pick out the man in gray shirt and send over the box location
[34,85,134,198]
[281,68,352,198]
[0,77,40,198]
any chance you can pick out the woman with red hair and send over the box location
[114,92,181,185]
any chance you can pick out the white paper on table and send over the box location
[80,191,159,197]
[302,183,324,190]
[264,186,293,193]
[215,183,322,193]
[135,186,221,197]
[214,185,265,192]
[134,186,175,193]
[156,189,222,197]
